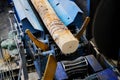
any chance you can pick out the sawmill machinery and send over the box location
[0,0,120,80]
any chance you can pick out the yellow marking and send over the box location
[25,29,48,51]
[3,49,11,61]
[75,17,90,40]
[42,55,57,80]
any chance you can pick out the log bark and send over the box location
[31,0,79,54]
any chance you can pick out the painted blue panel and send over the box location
[22,19,40,34]
[87,0,90,15]
[85,69,118,80]
[97,69,118,80]
[34,60,41,79]
[55,62,68,80]
[12,0,44,31]
[48,0,83,27]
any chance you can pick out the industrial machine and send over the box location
[0,0,120,80]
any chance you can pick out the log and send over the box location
[31,0,79,54]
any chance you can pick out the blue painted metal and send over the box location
[42,44,55,56]
[97,69,118,80]
[12,0,44,33]
[85,69,118,80]
[87,0,90,15]
[86,55,103,72]
[55,62,68,80]
[48,0,83,28]
[34,60,41,79]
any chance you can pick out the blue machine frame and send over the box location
[5,0,119,80]
[48,0,83,28]
[12,0,44,34]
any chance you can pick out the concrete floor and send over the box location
[0,3,11,60]
[0,5,11,39]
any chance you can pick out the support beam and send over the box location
[75,17,90,40]
[42,55,57,80]
[31,0,79,54]
[26,29,48,51]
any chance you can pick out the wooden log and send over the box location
[31,0,79,54]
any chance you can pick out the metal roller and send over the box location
[61,57,88,76]
[93,0,120,59]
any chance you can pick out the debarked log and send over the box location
[31,0,79,54]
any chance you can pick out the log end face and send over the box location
[61,39,79,54]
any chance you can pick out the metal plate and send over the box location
[93,0,120,59]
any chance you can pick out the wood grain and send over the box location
[31,0,79,54]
